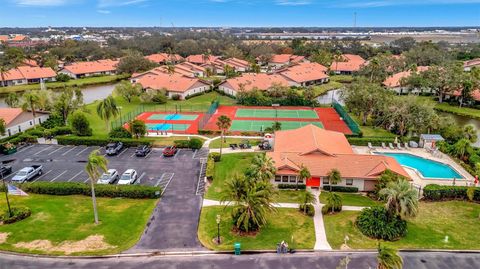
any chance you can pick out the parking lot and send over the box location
[0,144,202,190]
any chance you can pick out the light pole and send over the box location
[216,214,221,244]
[0,170,12,217]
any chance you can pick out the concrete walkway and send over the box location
[311,189,332,250]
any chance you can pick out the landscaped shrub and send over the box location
[50,126,72,136]
[19,182,161,199]
[299,204,315,217]
[56,135,152,147]
[322,192,343,214]
[423,184,480,202]
[206,156,215,180]
[277,184,306,190]
[347,137,396,146]
[209,152,221,162]
[171,94,181,100]
[322,186,358,193]
[355,206,407,241]
[173,140,190,148]
[55,73,71,82]
[188,138,203,149]
[109,127,132,138]
[185,92,205,100]
[41,114,65,129]
[69,111,92,136]
[0,207,31,224]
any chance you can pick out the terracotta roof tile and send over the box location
[330,54,366,72]
[383,66,429,88]
[62,59,118,75]
[279,62,329,83]
[136,72,208,93]
[220,73,290,92]
[186,54,219,64]
[145,53,184,63]
[0,108,23,125]
[0,66,56,81]
[464,58,480,68]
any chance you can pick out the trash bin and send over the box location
[234,242,241,255]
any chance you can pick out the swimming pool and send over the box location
[374,152,463,179]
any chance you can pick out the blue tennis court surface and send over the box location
[147,123,190,131]
[147,114,198,121]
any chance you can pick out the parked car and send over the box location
[11,165,43,183]
[135,145,151,157]
[0,165,12,177]
[117,169,138,185]
[97,169,119,184]
[106,142,123,156]
[163,146,177,157]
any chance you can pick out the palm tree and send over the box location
[5,93,19,108]
[452,138,471,160]
[202,49,212,64]
[0,47,25,87]
[379,179,419,220]
[298,165,310,190]
[325,192,342,214]
[463,124,477,143]
[21,91,40,126]
[222,176,277,232]
[333,50,343,73]
[165,64,176,74]
[96,96,119,132]
[327,168,341,191]
[216,115,232,159]
[377,244,403,269]
[248,154,276,182]
[300,191,316,214]
[85,150,108,224]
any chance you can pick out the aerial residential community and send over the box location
[0,1,479,269]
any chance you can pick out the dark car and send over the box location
[0,165,12,178]
[163,146,177,157]
[135,145,151,157]
[106,142,123,156]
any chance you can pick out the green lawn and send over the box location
[324,201,480,250]
[0,194,157,255]
[319,192,380,207]
[205,153,259,200]
[329,75,354,84]
[349,114,396,137]
[276,190,306,203]
[434,102,480,119]
[208,138,262,149]
[310,81,343,97]
[0,75,129,95]
[84,91,235,136]
[198,206,315,250]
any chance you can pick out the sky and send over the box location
[0,0,479,27]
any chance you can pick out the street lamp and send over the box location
[216,214,221,244]
[0,169,12,217]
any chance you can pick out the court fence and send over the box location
[198,100,219,130]
[332,101,361,135]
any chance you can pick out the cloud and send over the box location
[13,0,69,6]
[97,9,111,14]
[98,0,148,8]
[275,0,311,5]
[334,0,480,8]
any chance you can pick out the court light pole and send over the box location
[216,214,221,244]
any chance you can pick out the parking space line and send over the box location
[17,144,34,153]
[116,148,128,157]
[4,170,19,180]
[68,171,84,182]
[192,149,198,159]
[144,150,153,159]
[75,146,90,156]
[137,172,146,183]
[48,146,66,156]
[174,149,181,159]
[62,146,78,156]
[159,173,175,195]
[130,151,136,157]
[83,178,90,183]
[50,170,67,182]
[34,170,52,182]
[34,146,53,156]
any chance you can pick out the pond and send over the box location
[0,83,117,108]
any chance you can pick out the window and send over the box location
[289,176,297,183]
[346,179,353,186]
[275,176,281,182]
[322,178,329,185]
[281,176,289,183]
[30,121,33,126]
[297,177,304,183]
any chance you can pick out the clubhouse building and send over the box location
[267,125,409,191]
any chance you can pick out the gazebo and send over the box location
[419,134,444,149]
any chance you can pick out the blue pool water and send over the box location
[375,152,463,179]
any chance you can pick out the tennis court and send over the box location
[147,113,199,121]
[235,108,319,119]
[230,120,324,132]
[146,123,191,131]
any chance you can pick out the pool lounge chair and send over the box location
[404,142,410,150]
[382,142,387,149]
[396,143,403,150]
[389,143,395,150]
[368,142,375,150]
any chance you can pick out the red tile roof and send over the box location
[267,125,410,179]
[279,62,329,84]
[62,59,118,75]
[145,53,184,64]
[383,66,429,88]
[464,58,480,68]
[330,54,366,72]
[270,54,305,64]
[0,35,8,42]
[220,73,290,92]
[0,108,23,125]
[224,58,250,69]
[21,59,39,67]
[135,72,209,93]
[0,66,56,81]
[186,54,219,65]
[10,35,27,42]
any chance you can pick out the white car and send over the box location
[97,169,119,184]
[117,169,138,185]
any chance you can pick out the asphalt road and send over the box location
[1,252,480,269]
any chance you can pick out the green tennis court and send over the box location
[235,108,319,119]
[146,123,191,131]
[230,120,324,132]
[147,113,199,121]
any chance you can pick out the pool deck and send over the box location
[352,146,475,188]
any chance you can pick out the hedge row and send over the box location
[56,135,152,147]
[1,126,72,145]
[347,137,396,146]
[423,184,480,202]
[322,186,359,192]
[17,182,161,199]
[277,184,306,190]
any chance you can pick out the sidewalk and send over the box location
[311,189,332,250]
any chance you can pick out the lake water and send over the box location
[0,83,117,108]
[438,112,480,147]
